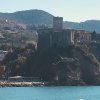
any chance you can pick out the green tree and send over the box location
[91,30,96,41]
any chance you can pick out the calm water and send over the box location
[0,86,100,100]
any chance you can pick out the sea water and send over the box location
[0,86,100,100]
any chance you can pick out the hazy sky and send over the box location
[0,0,100,22]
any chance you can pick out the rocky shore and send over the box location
[0,81,47,87]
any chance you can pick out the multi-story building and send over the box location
[37,29,74,52]
[37,16,91,52]
[74,30,91,44]
[37,29,53,52]
[52,29,74,47]
[53,17,63,30]
[37,16,74,51]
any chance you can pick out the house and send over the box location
[74,30,91,44]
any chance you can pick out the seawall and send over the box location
[0,81,46,87]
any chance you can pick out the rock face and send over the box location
[73,44,100,85]
[52,57,85,85]
[50,45,100,85]
[35,45,100,85]
[2,44,100,85]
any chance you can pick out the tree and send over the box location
[91,30,96,41]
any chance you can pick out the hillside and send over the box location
[2,45,100,85]
[0,10,100,32]
[64,20,100,33]
[0,9,53,26]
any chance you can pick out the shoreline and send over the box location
[0,81,98,87]
[0,81,47,87]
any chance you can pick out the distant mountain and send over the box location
[64,20,100,33]
[0,9,100,32]
[0,9,53,26]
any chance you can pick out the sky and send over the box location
[0,0,100,22]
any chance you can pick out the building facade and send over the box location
[74,30,91,44]
[37,29,53,52]
[37,29,74,52]
[53,17,63,30]
[52,30,74,47]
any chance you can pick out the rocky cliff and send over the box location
[2,44,100,85]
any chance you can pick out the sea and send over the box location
[0,86,100,100]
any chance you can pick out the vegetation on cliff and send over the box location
[2,44,100,85]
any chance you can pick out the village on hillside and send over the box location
[0,17,100,86]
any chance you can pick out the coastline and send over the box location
[0,81,98,87]
[0,81,47,87]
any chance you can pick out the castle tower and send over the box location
[53,17,63,31]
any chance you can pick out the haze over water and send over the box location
[0,86,100,100]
